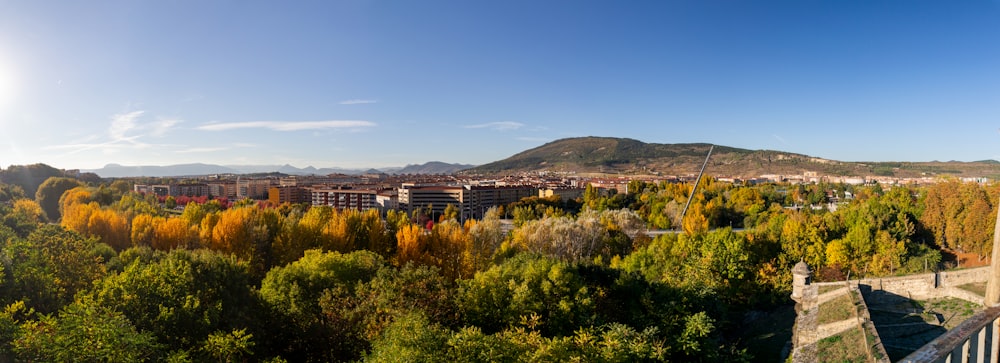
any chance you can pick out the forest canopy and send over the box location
[0,174,993,362]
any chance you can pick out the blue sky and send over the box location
[1,1,999,170]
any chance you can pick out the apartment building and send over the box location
[268,186,311,205]
[237,178,274,199]
[539,187,585,201]
[177,183,211,197]
[311,187,379,211]
[399,184,538,221]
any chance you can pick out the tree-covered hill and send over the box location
[464,136,1000,178]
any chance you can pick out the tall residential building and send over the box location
[208,182,237,199]
[399,184,538,221]
[311,187,380,211]
[268,186,311,205]
[236,178,274,199]
[177,183,211,197]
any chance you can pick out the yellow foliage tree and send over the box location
[154,217,197,250]
[199,212,221,248]
[682,201,709,235]
[87,208,131,251]
[210,207,255,258]
[426,220,469,280]
[58,187,94,220]
[825,239,849,269]
[131,214,160,248]
[12,199,45,224]
[869,231,905,276]
[61,201,100,237]
[395,223,428,266]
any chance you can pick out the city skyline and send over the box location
[1,1,999,170]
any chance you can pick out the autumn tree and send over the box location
[396,223,430,266]
[86,208,131,251]
[442,204,459,222]
[510,215,607,263]
[130,214,160,248]
[153,217,198,250]
[466,207,506,273]
[3,199,45,237]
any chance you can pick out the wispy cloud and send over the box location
[197,120,376,131]
[43,136,157,155]
[339,99,377,105]
[464,121,525,131]
[773,134,788,145]
[45,110,185,156]
[151,119,181,137]
[110,111,144,140]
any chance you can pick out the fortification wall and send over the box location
[810,267,989,303]
[856,273,937,300]
[938,266,989,288]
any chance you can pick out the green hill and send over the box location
[464,137,1000,178]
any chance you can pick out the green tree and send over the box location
[329,263,457,343]
[259,249,384,361]
[3,199,45,237]
[35,177,82,222]
[87,249,261,354]
[0,183,26,203]
[456,254,596,336]
[364,312,450,363]
[202,329,255,363]
[165,196,177,210]
[442,204,460,222]
[1,225,106,313]
[14,298,159,362]
[0,164,64,198]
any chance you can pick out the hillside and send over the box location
[86,161,474,178]
[395,161,475,174]
[465,137,1000,178]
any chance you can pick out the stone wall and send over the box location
[855,273,937,301]
[938,266,989,288]
[850,285,890,362]
[810,266,989,303]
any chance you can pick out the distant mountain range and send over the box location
[464,137,1000,178]
[86,161,475,178]
[79,136,1000,178]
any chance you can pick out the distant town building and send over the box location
[237,178,273,199]
[539,187,585,201]
[151,185,176,197]
[399,184,537,220]
[376,189,398,211]
[208,182,237,199]
[268,186,311,205]
[177,183,211,197]
[311,187,380,212]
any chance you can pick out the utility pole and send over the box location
[678,145,714,230]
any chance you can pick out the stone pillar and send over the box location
[791,260,811,302]
[985,197,1000,306]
